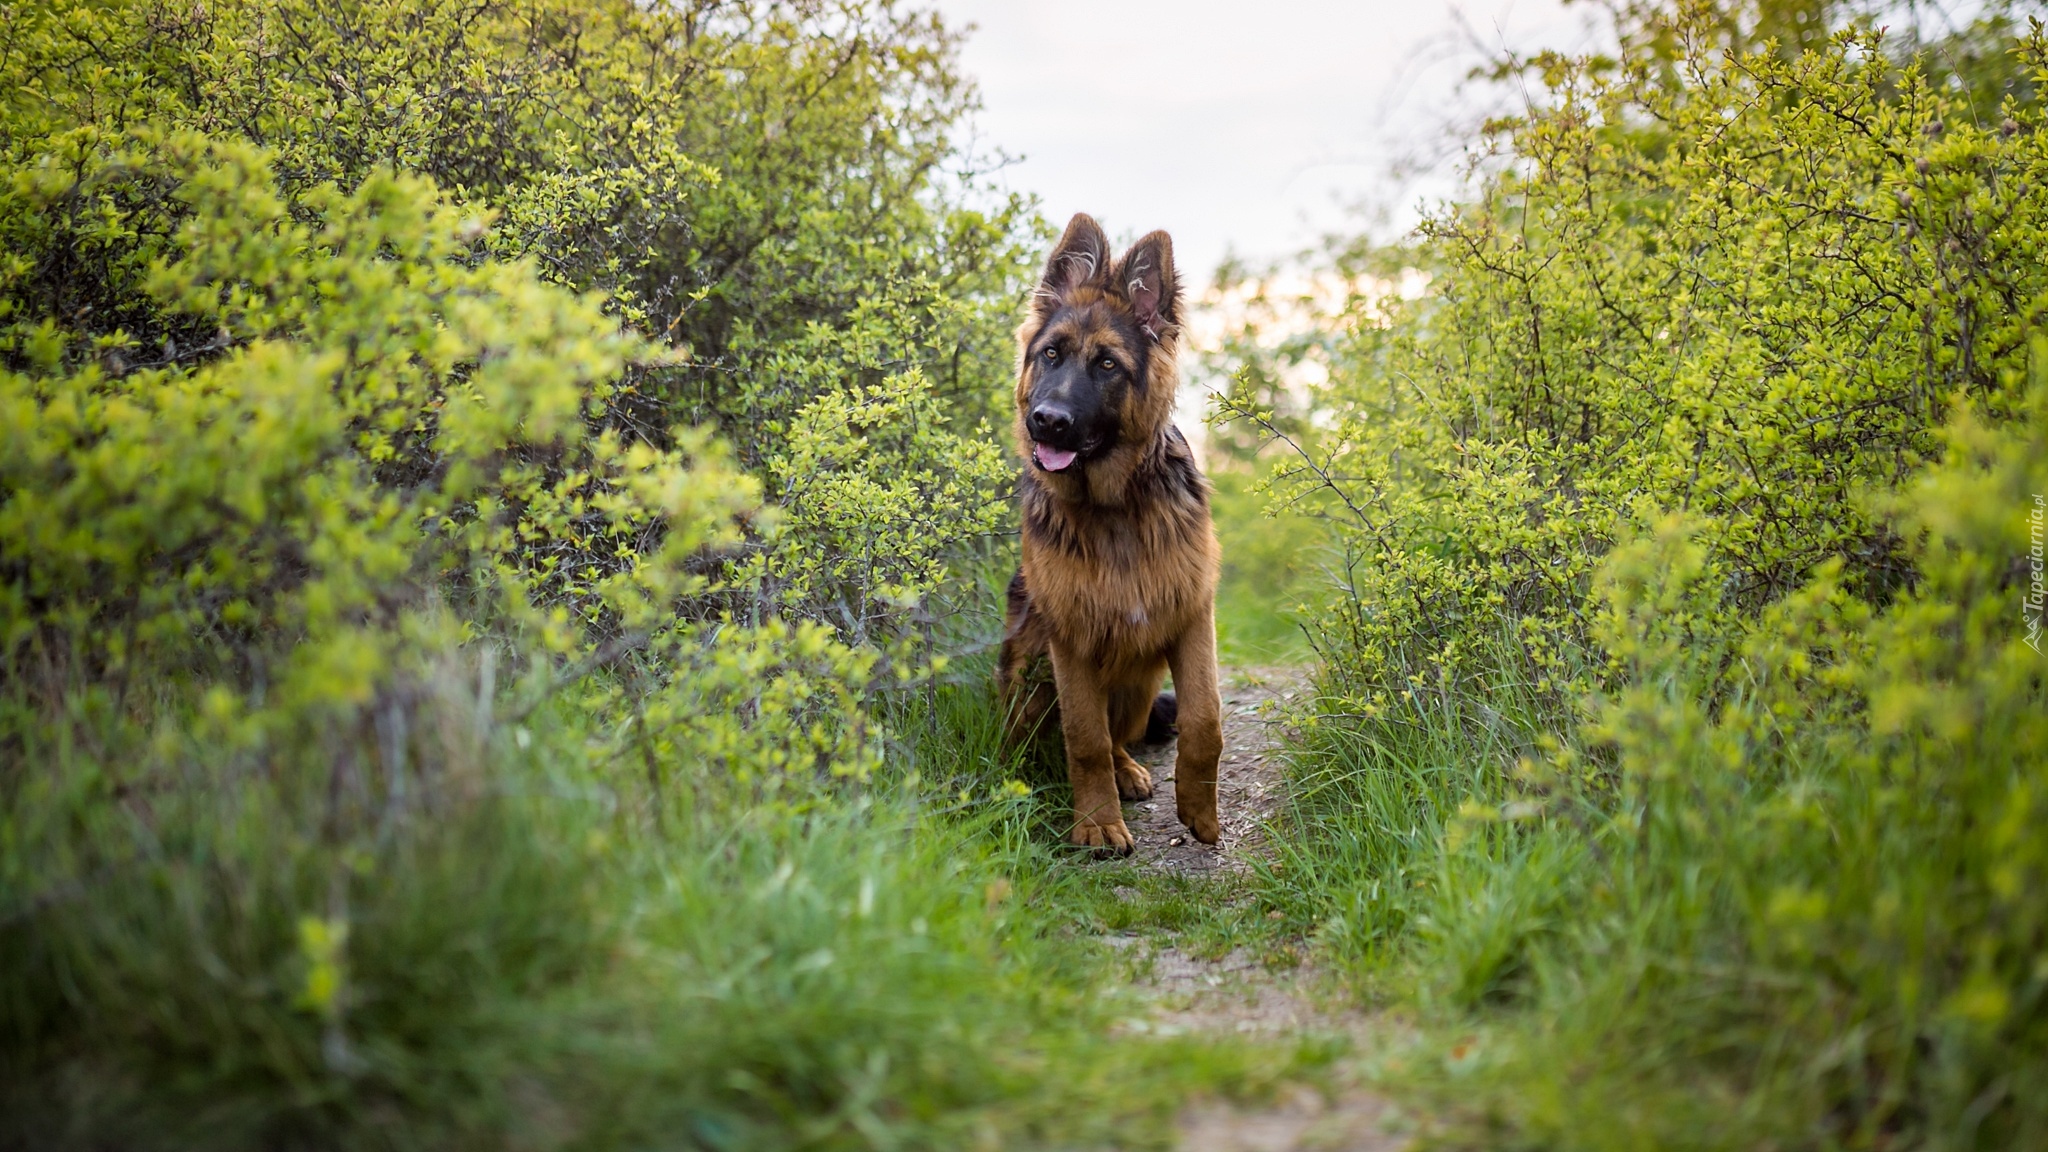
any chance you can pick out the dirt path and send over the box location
[1112,667,1411,1152]
[1122,665,1301,871]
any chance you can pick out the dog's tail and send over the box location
[1143,691,1178,744]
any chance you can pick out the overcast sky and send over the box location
[930,0,1598,286]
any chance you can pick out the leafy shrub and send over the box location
[746,364,1012,645]
[0,128,906,1142]
[1,0,1032,639]
[1222,9,2048,698]
[3,131,739,660]
[1227,4,2048,1146]
[1409,360,2048,1149]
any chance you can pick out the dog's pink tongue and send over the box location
[1033,443,1078,471]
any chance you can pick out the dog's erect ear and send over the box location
[1115,230,1179,340]
[1035,213,1109,313]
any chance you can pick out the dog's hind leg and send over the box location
[1106,664,1164,801]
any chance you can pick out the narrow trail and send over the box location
[1122,665,1297,873]
[1106,666,1411,1152]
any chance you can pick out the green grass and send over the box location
[1250,640,1580,1001]
[1249,662,1827,1149]
[1,643,1329,1151]
[1250,484,2048,1150]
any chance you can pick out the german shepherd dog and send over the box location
[998,214,1222,855]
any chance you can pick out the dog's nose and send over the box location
[1028,404,1073,441]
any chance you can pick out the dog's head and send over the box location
[1014,213,1182,481]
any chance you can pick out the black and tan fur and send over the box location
[998,214,1223,855]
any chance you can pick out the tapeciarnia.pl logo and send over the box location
[2028,493,2045,654]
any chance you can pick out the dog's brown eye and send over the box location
[1042,346,1059,363]
[1099,357,1116,372]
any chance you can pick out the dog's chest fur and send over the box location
[1018,428,1217,665]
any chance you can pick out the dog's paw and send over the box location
[1177,804,1220,845]
[1070,817,1136,857]
[1113,754,1153,801]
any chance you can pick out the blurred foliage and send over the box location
[1208,466,1324,665]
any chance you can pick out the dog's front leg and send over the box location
[1049,641,1133,855]
[1167,606,1222,844]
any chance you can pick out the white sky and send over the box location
[931,0,1600,287]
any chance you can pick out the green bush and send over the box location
[1,0,1032,639]
[1381,362,2048,1148]
[1584,383,2044,1140]
[1222,8,2048,698]
[1224,4,2048,1146]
